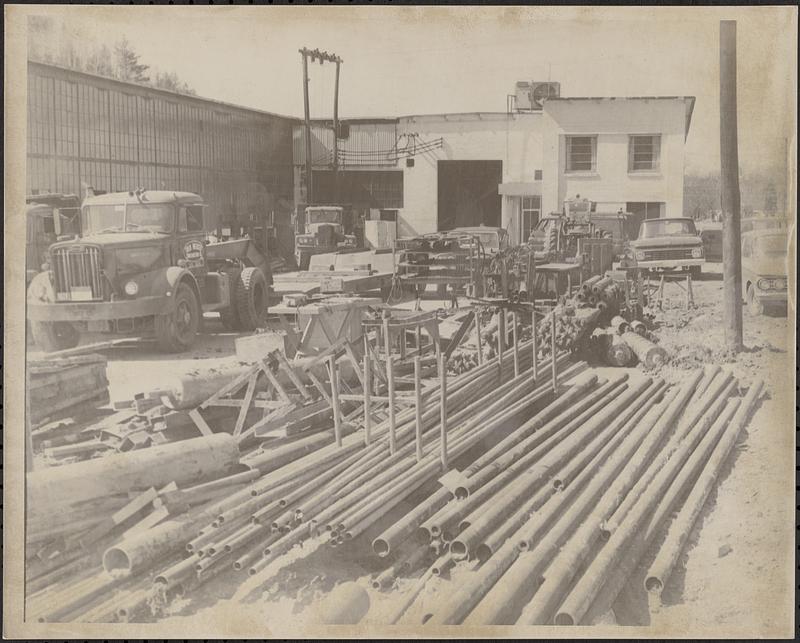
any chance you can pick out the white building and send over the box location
[293,91,695,245]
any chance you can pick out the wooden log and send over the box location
[27,434,241,515]
[620,331,668,369]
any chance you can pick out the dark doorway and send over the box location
[626,201,664,239]
[437,160,502,230]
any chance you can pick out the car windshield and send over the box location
[754,235,787,257]
[639,219,697,239]
[83,203,174,234]
[307,209,341,224]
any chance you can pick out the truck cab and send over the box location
[629,217,705,276]
[294,206,358,269]
[27,190,272,352]
[25,194,81,286]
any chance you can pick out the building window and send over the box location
[629,135,661,172]
[521,195,541,240]
[566,136,597,173]
[534,169,542,180]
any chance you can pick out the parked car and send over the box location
[741,230,789,315]
[451,225,509,255]
[629,217,705,277]
[696,221,723,262]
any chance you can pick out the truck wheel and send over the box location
[235,267,268,331]
[155,283,200,352]
[746,283,764,316]
[544,220,559,258]
[219,305,241,331]
[30,321,80,353]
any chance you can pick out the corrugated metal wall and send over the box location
[293,121,399,167]
[27,62,296,231]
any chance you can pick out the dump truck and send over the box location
[293,205,358,270]
[27,189,274,353]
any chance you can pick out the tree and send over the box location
[114,37,149,83]
[85,44,114,78]
[153,70,197,96]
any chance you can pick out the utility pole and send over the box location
[719,20,743,351]
[299,47,343,207]
[300,50,313,206]
[333,57,341,203]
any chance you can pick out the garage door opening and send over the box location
[437,160,502,230]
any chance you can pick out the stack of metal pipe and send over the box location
[388,365,762,626]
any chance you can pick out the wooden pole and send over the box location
[328,357,342,447]
[474,308,483,365]
[363,334,372,446]
[414,356,423,462]
[438,352,448,471]
[387,355,396,455]
[512,311,519,378]
[531,303,538,380]
[300,49,314,205]
[550,307,558,392]
[332,58,341,203]
[383,316,391,362]
[720,19,743,351]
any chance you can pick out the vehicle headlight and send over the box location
[691,247,703,258]
[775,278,787,290]
[634,250,645,261]
[124,280,139,296]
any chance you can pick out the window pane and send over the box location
[630,135,660,171]
[567,136,595,171]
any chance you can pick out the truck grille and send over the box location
[642,247,694,261]
[51,246,104,301]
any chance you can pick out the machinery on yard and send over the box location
[530,196,628,262]
[293,205,359,270]
[27,189,275,353]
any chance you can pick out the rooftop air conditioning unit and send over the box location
[529,82,560,109]
[515,81,533,111]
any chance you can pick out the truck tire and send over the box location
[155,283,200,352]
[219,305,241,331]
[235,267,268,331]
[30,321,80,353]
[544,220,559,258]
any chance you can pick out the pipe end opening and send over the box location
[450,541,468,558]
[102,548,131,575]
[554,613,574,626]
[454,488,469,500]
[373,539,390,557]
[644,576,663,593]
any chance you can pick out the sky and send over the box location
[23,5,798,175]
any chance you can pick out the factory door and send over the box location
[437,161,502,230]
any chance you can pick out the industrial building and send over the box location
[293,86,695,245]
[25,64,694,249]
[26,61,296,238]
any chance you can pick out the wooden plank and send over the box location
[444,313,475,360]
[273,350,313,401]
[262,359,292,404]
[199,362,261,408]
[305,367,332,404]
[34,337,147,359]
[189,409,214,436]
[343,341,365,389]
[234,374,259,436]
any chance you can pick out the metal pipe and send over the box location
[328,357,342,447]
[474,307,483,365]
[372,487,451,557]
[531,304,538,380]
[550,309,557,392]
[363,334,372,445]
[387,354,396,454]
[458,382,686,626]
[439,352,448,471]
[644,380,762,597]
[511,312,519,378]
[414,356,423,462]
[551,385,741,626]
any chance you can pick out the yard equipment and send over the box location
[27,189,275,353]
[293,205,359,270]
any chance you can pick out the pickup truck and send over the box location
[741,230,789,315]
[629,217,705,277]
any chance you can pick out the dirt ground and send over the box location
[32,265,794,633]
